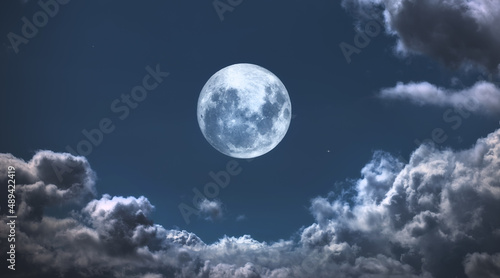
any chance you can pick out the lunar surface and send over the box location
[197,63,292,159]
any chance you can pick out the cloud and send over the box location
[341,0,500,71]
[82,194,156,255]
[310,128,500,277]
[378,81,500,115]
[140,274,165,278]
[0,151,96,221]
[1,128,500,277]
[236,214,246,222]
[198,199,224,221]
[463,253,500,278]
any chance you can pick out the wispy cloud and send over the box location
[379,81,500,115]
[236,214,246,222]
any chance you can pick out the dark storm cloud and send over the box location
[0,151,96,220]
[378,81,500,115]
[463,253,500,278]
[341,0,500,71]
[2,128,500,277]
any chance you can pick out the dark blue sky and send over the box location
[1,0,498,247]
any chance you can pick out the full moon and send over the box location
[197,63,292,159]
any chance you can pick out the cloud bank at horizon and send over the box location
[1,127,500,277]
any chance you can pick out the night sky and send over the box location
[1,1,500,278]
